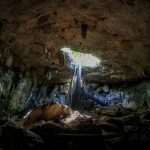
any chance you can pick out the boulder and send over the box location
[0,122,43,150]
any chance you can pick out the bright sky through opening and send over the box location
[61,47,100,67]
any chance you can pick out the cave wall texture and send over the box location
[0,0,150,118]
[0,65,71,119]
[0,0,150,78]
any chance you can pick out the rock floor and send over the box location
[0,106,150,150]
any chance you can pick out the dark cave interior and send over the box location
[0,0,150,150]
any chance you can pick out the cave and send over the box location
[0,0,150,150]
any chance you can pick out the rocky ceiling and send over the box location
[0,0,150,83]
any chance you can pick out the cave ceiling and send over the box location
[0,0,150,83]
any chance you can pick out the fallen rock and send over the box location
[62,110,92,128]
[96,106,133,117]
[142,111,150,120]
[0,122,43,150]
[106,118,124,131]
[30,121,63,135]
[97,122,123,133]
[74,123,102,134]
[120,115,140,125]
[104,136,125,150]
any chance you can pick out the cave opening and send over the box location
[59,47,130,111]
[60,47,101,110]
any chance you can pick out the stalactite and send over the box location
[46,70,51,80]
[5,54,13,67]
[59,51,65,65]
[48,51,51,60]
[45,46,52,60]
[81,23,88,39]
[44,46,48,54]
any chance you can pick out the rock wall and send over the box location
[122,80,150,110]
[0,50,150,119]
[0,68,71,119]
[0,52,71,119]
[83,80,150,110]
